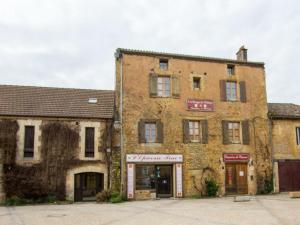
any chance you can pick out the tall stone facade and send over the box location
[269,103,300,193]
[115,48,272,199]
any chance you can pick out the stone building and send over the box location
[269,103,300,192]
[0,85,114,202]
[115,46,272,200]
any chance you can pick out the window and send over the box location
[85,127,95,157]
[145,123,157,143]
[193,77,201,90]
[159,59,168,70]
[136,165,156,190]
[296,127,300,145]
[228,122,240,144]
[157,76,171,97]
[227,65,235,76]
[226,81,237,101]
[24,126,34,157]
[189,121,202,142]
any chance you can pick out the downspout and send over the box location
[118,52,124,196]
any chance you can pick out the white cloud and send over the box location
[0,0,299,103]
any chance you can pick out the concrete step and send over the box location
[234,195,251,202]
[289,192,300,198]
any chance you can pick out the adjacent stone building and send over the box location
[269,103,300,193]
[0,85,114,202]
[115,47,272,200]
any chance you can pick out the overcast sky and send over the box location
[0,0,299,104]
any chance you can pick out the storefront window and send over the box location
[135,165,156,190]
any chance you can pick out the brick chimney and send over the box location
[236,45,247,61]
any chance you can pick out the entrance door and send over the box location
[278,161,300,192]
[156,165,172,198]
[74,172,104,202]
[225,163,248,195]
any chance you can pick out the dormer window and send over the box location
[159,59,168,70]
[88,98,98,104]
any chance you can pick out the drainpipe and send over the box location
[116,51,124,196]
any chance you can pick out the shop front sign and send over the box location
[126,154,183,163]
[223,153,249,162]
[187,99,214,111]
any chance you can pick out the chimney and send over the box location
[236,45,247,61]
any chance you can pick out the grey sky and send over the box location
[0,0,299,104]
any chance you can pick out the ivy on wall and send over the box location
[1,120,103,200]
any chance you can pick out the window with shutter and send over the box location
[85,127,95,157]
[157,76,171,97]
[220,80,227,101]
[222,121,229,145]
[239,81,247,102]
[149,73,158,97]
[145,123,157,143]
[24,126,34,158]
[183,120,208,144]
[226,81,237,101]
[172,75,180,97]
[228,122,241,144]
[242,120,250,145]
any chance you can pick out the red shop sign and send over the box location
[187,99,214,112]
[223,153,249,162]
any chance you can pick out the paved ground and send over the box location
[1,194,300,225]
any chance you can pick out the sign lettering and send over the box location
[187,99,214,111]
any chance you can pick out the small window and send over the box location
[157,76,171,97]
[296,127,300,145]
[189,121,202,142]
[145,123,157,143]
[227,65,235,76]
[228,122,240,144]
[135,165,156,190]
[226,81,237,101]
[159,59,168,70]
[85,127,95,157]
[193,77,201,90]
[24,126,35,158]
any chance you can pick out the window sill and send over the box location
[140,143,162,147]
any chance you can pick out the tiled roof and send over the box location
[0,85,114,119]
[268,103,300,119]
[116,48,265,67]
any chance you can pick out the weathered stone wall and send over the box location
[272,119,300,160]
[0,145,4,202]
[0,117,109,200]
[116,53,271,197]
[271,119,300,193]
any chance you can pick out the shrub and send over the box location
[205,178,219,197]
[110,192,123,203]
[96,190,111,203]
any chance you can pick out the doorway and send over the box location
[155,165,173,198]
[74,172,104,202]
[225,163,248,194]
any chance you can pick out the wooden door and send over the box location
[225,163,248,194]
[236,163,248,194]
[279,161,300,192]
[156,165,172,198]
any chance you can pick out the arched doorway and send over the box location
[74,172,104,202]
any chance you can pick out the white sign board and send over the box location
[176,163,183,197]
[127,164,134,199]
[126,154,183,163]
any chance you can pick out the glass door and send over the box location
[156,165,172,198]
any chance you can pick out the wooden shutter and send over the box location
[201,120,208,144]
[138,120,146,143]
[222,120,229,145]
[156,120,164,143]
[183,119,190,143]
[172,75,180,97]
[149,73,158,97]
[24,126,34,157]
[239,81,247,103]
[85,127,95,157]
[242,120,250,145]
[220,80,227,101]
